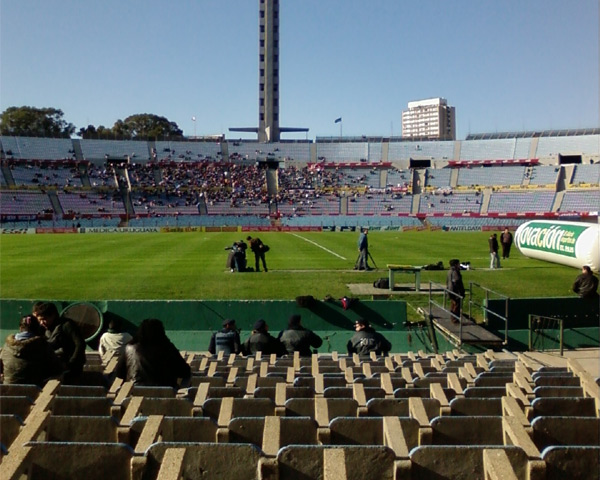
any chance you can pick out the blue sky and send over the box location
[1,0,598,140]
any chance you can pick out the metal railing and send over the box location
[529,315,564,356]
[427,281,465,346]
[469,282,509,345]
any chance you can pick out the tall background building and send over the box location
[402,98,456,140]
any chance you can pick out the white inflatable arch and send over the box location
[515,220,599,272]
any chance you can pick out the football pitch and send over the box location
[0,230,577,313]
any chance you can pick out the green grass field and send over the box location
[0,230,578,319]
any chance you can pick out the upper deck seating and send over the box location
[0,136,74,160]
[487,191,556,213]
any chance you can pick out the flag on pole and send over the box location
[334,117,342,123]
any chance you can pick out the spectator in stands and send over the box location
[33,301,87,384]
[572,265,599,300]
[247,236,268,272]
[355,227,371,270]
[346,318,391,356]
[0,315,62,385]
[115,318,190,388]
[242,319,284,356]
[446,259,465,324]
[208,319,241,355]
[98,318,133,363]
[500,228,513,259]
[278,314,322,356]
[488,233,501,269]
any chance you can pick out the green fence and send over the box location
[1,298,450,354]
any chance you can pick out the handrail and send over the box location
[469,282,509,345]
[529,314,564,356]
[428,281,465,346]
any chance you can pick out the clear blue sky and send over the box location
[1,0,598,140]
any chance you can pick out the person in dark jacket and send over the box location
[346,318,391,356]
[489,233,501,269]
[446,259,466,324]
[33,301,87,383]
[572,265,599,299]
[115,318,191,389]
[500,228,513,259]
[278,314,322,356]
[247,236,268,272]
[208,319,241,355]
[0,315,62,385]
[242,319,285,356]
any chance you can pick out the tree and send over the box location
[119,114,183,140]
[0,106,75,138]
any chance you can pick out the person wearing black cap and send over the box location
[347,318,391,356]
[208,319,241,355]
[242,319,285,356]
[277,314,322,356]
[446,259,465,323]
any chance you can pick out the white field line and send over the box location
[290,233,347,260]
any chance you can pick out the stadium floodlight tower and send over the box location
[229,0,308,143]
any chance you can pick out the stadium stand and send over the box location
[2,350,598,479]
[2,133,599,229]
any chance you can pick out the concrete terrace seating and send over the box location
[155,140,222,162]
[419,192,480,214]
[347,194,413,215]
[315,142,369,163]
[0,136,75,160]
[56,191,125,216]
[559,189,600,213]
[536,134,600,157]
[388,140,454,161]
[459,138,518,160]
[2,351,599,479]
[80,139,150,161]
[424,168,452,188]
[487,190,556,214]
[528,165,559,186]
[571,163,600,185]
[9,161,83,187]
[0,190,53,216]
[457,165,526,187]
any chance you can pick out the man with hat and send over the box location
[208,319,241,355]
[347,318,391,356]
[277,314,323,356]
[242,319,285,356]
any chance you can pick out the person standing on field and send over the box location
[356,227,371,270]
[501,228,513,259]
[247,236,268,272]
[489,233,501,269]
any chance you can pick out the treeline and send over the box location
[0,106,184,140]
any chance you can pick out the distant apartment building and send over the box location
[402,98,456,140]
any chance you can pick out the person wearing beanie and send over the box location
[277,314,322,356]
[242,319,285,356]
[346,318,391,356]
[208,319,241,355]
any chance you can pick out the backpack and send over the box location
[373,278,390,289]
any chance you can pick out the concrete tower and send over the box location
[230,0,307,142]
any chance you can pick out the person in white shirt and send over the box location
[98,318,132,363]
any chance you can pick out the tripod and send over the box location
[354,250,378,270]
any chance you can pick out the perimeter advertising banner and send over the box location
[515,220,599,271]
